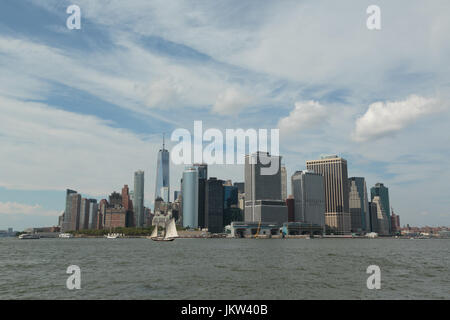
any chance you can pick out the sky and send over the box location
[0,0,449,230]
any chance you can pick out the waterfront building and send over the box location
[88,199,98,229]
[174,191,180,201]
[306,155,351,234]
[62,189,77,232]
[182,166,199,228]
[66,192,81,231]
[281,165,287,201]
[224,185,238,209]
[348,177,370,233]
[244,152,287,224]
[286,195,295,222]
[291,170,325,228]
[121,185,132,211]
[194,163,208,228]
[368,202,378,233]
[391,210,401,234]
[134,170,145,227]
[79,198,90,230]
[371,183,391,234]
[155,138,170,202]
[205,177,224,233]
[372,196,390,235]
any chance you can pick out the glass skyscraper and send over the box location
[182,166,198,228]
[154,139,170,202]
[134,170,144,227]
[371,183,391,233]
[348,177,370,233]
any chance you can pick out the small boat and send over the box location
[59,233,74,238]
[149,218,178,241]
[18,233,40,239]
[105,233,121,239]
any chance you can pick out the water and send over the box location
[0,237,448,299]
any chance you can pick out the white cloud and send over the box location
[277,100,328,135]
[353,95,443,142]
[211,87,254,115]
[0,95,164,200]
[0,202,60,217]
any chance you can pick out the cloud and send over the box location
[211,87,254,115]
[0,95,164,200]
[353,95,443,142]
[277,100,328,135]
[0,202,60,217]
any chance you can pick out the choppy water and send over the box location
[0,237,448,299]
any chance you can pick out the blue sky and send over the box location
[0,0,449,230]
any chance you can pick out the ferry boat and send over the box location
[59,233,74,238]
[18,233,40,239]
[148,218,178,241]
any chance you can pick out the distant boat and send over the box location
[18,233,40,240]
[149,218,178,241]
[105,233,121,239]
[59,233,74,238]
[366,232,378,238]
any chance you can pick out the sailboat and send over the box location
[149,218,178,241]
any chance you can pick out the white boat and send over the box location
[105,233,121,239]
[148,218,178,241]
[18,233,40,239]
[366,232,378,238]
[59,233,74,238]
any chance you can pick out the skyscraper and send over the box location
[372,195,390,235]
[88,199,98,229]
[348,177,370,233]
[291,170,325,228]
[62,189,77,232]
[244,152,287,225]
[371,183,391,234]
[79,198,90,230]
[182,166,198,228]
[134,170,145,227]
[205,177,224,233]
[194,163,208,228]
[281,165,287,201]
[155,137,170,202]
[306,155,351,234]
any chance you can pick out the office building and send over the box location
[286,196,295,222]
[281,165,287,201]
[306,155,351,234]
[182,166,199,228]
[194,163,208,228]
[372,196,390,235]
[62,189,77,232]
[244,152,287,225]
[155,138,170,202]
[233,182,244,193]
[134,170,145,227]
[79,198,90,230]
[371,183,391,234]
[348,177,370,233]
[205,177,224,233]
[88,199,98,229]
[291,170,325,228]
[368,201,378,233]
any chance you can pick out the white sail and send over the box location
[164,219,178,239]
[150,223,158,238]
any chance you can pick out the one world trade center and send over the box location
[155,135,170,202]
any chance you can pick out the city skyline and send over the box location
[1,1,450,230]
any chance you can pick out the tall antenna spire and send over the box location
[163,133,165,150]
